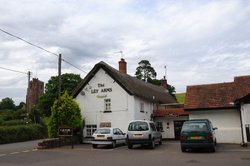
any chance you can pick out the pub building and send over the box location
[72,58,188,140]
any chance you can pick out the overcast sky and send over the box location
[0,0,250,104]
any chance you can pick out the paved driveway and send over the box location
[0,141,250,166]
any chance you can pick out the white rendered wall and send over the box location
[155,116,188,139]
[134,96,153,121]
[189,109,242,143]
[75,69,135,135]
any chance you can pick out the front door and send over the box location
[174,120,186,140]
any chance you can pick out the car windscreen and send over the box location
[94,128,111,134]
[182,122,209,131]
[128,122,149,131]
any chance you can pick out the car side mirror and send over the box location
[213,127,218,130]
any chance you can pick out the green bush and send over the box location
[48,91,82,138]
[0,124,47,144]
[1,120,27,126]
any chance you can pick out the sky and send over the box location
[0,0,250,105]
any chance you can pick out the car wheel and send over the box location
[181,146,186,152]
[210,146,216,153]
[159,137,162,145]
[127,143,133,149]
[151,139,156,149]
[112,141,116,148]
[92,144,97,149]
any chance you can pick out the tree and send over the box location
[135,60,176,97]
[0,97,15,110]
[167,84,176,95]
[135,60,157,82]
[39,73,82,117]
[16,102,25,110]
[48,91,82,138]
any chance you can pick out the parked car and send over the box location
[180,119,217,152]
[91,127,126,148]
[126,120,162,149]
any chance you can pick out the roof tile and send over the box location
[185,75,250,110]
[73,61,176,104]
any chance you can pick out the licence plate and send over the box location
[190,136,202,140]
[133,134,143,137]
[97,135,105,138]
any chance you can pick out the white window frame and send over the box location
[104,98,111,112]
[140,102,145,112]
[86,124,97,137]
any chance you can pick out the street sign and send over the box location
[59,126,73,137]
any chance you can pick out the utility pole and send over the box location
[26,71,31,111]
[57,54,62,135]
[58,54,62,104]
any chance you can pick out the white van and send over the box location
[126,120,162,149]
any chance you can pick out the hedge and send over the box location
[0,124,47,144]
[0,120,27,126]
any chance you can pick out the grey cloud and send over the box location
[1,0,250,102]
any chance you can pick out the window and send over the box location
[86,124,97,137]
[156,122,163,132]
[104,98,111,112]
[150,123,157,131]
[113,128,123,135]
[128,121,149,131]
[182,122,208,131]
[140,102,144,112]
[94,128,111,134]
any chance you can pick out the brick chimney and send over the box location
[119,58,127,74]
[160,76,167,89]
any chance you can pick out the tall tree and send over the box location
[135,60,176,97]
[38,73,82,117]
[0,97,15,110]
[135,60,157,82]
[48,91,82,138]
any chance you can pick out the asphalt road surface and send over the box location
[0,140,250,166]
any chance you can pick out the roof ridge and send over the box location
[187,81,234,88]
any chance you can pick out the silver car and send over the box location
[126,120,162,149]
[92,127,126,148]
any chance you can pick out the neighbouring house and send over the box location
[184,76,250,144]
[26,78,44,111]
[72,58,177,138]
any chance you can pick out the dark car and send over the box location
[180,119,217,152]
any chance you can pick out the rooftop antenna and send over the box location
[164,65,167,79]
[114,50,123,58]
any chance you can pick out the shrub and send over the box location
[0,124,47,144]
[1,120,27,126]
[48,91,82,138]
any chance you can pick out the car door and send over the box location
[116,128,125,144]
[150,123,161,142]
[114,128,125,144]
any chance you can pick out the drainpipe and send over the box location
[235,101,247,147]
[239,103,247,147]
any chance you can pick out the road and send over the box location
[0,140,250,166]
[0,139,41,155]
